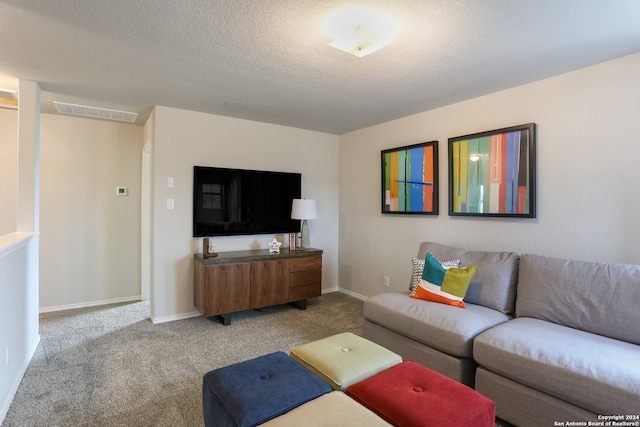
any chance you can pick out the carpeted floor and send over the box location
[2,292,364,427]
[3,292,516,427]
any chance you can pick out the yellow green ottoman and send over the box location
[290,332,402,390]
[260,391,392,426]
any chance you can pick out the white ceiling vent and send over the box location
[53,101,138,123]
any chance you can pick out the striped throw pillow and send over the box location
[411,253,476,308]
[410,257,460,293]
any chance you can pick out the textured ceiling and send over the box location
[1,0,640,134]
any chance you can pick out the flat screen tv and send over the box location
[193,166,301,237]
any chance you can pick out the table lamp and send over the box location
[291,199,317,249]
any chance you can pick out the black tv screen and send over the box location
[193,166,302,237]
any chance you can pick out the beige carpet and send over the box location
[3,292,515,427]
[2,292,364,427]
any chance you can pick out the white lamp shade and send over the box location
[291,199,317,220]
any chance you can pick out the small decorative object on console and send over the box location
[268,237,282,254]
[203,237,218,259]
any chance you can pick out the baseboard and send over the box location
[0,334,40,424]
[151,310,201,325]
[321,287,368,301]
[336,288,368,301]
[39,295,142,313]
[38,289,366,319]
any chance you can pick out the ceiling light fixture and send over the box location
[323,4,398,58]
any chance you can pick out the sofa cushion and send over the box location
[516,254,640,345]
[411,253,476,308]
[409,256,460,293]
[416,242,519,314]
[474,318,640,416]
[364,292,511,358]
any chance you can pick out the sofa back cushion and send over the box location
[416,242,519,314]
[516,254,640,345]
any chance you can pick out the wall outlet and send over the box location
[383,275,390,287]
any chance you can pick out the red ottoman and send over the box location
[346,361,495,427]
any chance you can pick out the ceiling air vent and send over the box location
[53,101,138,123]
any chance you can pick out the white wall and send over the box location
[0,81,41,424]
[339,53,640,297]
[0,109,18,235]
[39,114,143,310]
[0,235,39,422]
[150,106,340,322]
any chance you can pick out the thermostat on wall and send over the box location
[116,187,128,196]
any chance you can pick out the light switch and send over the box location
[166,198,175,210]
[168,177,174,188]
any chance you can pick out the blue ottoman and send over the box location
[202,351,331,427]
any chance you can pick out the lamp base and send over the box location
[300,219,311,248]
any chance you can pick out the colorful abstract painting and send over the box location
[448,123,536,218]
[381,141,438,215]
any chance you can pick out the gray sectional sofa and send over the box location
[363,242,640,426]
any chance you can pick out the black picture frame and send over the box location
[448,123,536,218]
[381,141,439,215]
